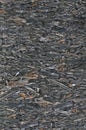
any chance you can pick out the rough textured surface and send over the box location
[0,0,86,130]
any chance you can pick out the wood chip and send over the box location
[35,98,53,107]
[0,9,6,14]
[24,71,39,80]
